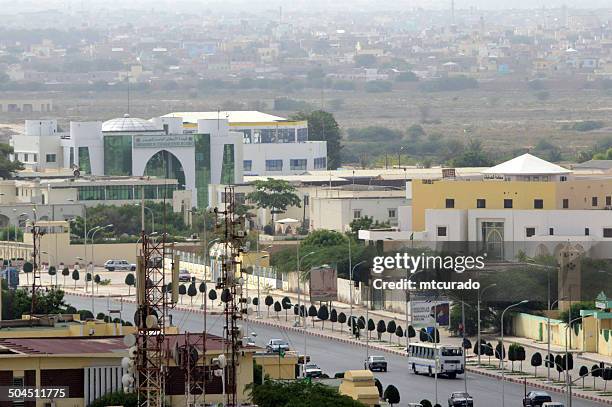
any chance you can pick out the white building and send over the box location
[162,111,327,176]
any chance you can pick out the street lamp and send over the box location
[477,283,497,366]
[254,253,269,319]
[41,250,56,286]
[296,250,316,327]
[134,203,155,234]
[564,316,582,406]
[501,300,529,407]
[545,296,567,381]
[405,269,424,350]
[207,238,221,282]
[67,199,87,266]
[90,224,113,266]
[349,260,366,332]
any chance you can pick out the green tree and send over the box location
[72,269,80,288]
[48,266,57,286]
[308,305,318,327]
[90,391,137,407]
[318,304,329,329]
[61,267,70,287]
[273,301,282,318]
[451,139,493,167]
[199,282,207,306]
[338,312,347,333]
[0,143,24,179]
[386,320,397,342]
[531,352,542,377]
[187,282,197,305]
[94,274,101,293]
[178,284,187,304]
[291,110,342,169]
[383,384,400,406]
[208,289,217,308]
[246,178,301,227]
[249,379,365,407]
[125,273,135,295]
[265,295,274,317]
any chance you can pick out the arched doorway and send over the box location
[144,150,186,189]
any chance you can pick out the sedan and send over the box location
[523,391,552,407]
[448,391,473,407]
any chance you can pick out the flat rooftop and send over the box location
[163,111,292,124]
[0,333,258,356]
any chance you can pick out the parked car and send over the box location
[541,403,564,407]
[242,336,256,346]
[304,363,323,378]
[365,355,388,372]
[266,339,290,353]
[523,391,552,407]
[104,260,136,271]
[448,391,473,406]
[178,269,191,282]
[407,404,423,407]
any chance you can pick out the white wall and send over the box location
[242,141,327,176]
[69,121,104,175]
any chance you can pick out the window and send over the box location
[526,227,535,237]
[45,153,56,163]
[303,194,309,205]
[388,209,397,218]
[297,127,308,142]
[33,154,37,162]
[265,159,283,171]
[243,160,252,172]
[604,228,612,238]
[592,197,598,207]
[560,175,568,182]
[504,199,513,208]
[445,198,455,208]
[562,199,569,209]
[549,228,554,236]
[585,228,590,236]
[314,157,327,169]
[353,210,362,219]
[607,196,611,206]
[437,226,447,237]
[534,199,543,209]
[241,129,252,144]
[24,153,29,162]
[290,159,307,171]
[476,199,486,208]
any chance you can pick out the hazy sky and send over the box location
[0,0,611,12]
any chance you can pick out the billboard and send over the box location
[309,267,338,302]
[410,295,450,328]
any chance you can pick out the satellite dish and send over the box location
[217,354,227,368]
[246,307,253,315]
[213,369,223,377]
[121,373,133,387]
[128,346,137,358]
[123,333,137,347]
[145,314,159,329]
[121,357,130,369]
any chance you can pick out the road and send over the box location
[66,294,602,407]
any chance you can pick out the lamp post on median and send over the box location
[349,260,366,334]
[134,203,155,234]
[89,224,113,266]
[41,250,56,286]
[545,296,566,382]
[254,253,269,319]
[477,283,497,366]
[296,250,316,327]
[67,199,87,267]
[564,316,582,407]
[501,300,529,407]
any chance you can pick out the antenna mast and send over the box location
[214,185,247,406]
[29,211,43,315]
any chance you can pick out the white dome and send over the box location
[102,114,161,133]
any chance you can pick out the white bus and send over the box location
[407,343,464,378]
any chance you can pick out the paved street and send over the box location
[66,294,603,407]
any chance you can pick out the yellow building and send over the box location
[0,333,258,407]
[0,314,136,339]
[338,370,381,406]
[410,154,612,231]
[253,351,298,380]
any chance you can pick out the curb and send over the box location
[65,292,612,405]
[245,317,612,405]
